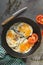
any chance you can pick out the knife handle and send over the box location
[1,16,14,26]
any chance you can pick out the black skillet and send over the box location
[1,17,41,58]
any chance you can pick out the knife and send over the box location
[1,7,27,26]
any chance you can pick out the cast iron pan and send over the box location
[1,17,41,58]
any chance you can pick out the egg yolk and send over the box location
[7,31,14,39]
[20,41,32,53]
[18,23,31,37]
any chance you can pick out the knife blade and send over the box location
[1,7,27,26]
[12,7,27,16]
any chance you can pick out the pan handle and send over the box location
[1,16,14,26]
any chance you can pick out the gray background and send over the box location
[0,0,43,65]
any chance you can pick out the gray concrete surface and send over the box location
[0,0,43,65]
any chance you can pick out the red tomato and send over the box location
[28,37,35,44]
[36,15,43,25]
[28,33,38,44]
[32,33,38,43]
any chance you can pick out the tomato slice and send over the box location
[28,37,35,44]
[28,33,38,44]
[32,33,38,43]
[36,15,43,25]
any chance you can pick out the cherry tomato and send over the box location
[28,33,38,44]
[36,14,43,25]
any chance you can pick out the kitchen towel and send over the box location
[0,36,25,65]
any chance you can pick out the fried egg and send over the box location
[6,30,20,47]
[17,23,33,38]
[19,39,33,53]
[12,39,33,54]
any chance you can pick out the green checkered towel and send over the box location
[0,36,26,65]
